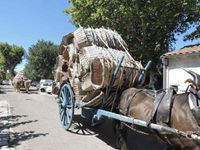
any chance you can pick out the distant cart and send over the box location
[12,70,31,92]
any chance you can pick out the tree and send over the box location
[185,25,200,40]
[65,0,200,88]
[0,53,4,81]
[0,43,24,79]
[24,40,59,81]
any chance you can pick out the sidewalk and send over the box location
[0,100,13,149]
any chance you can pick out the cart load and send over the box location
[53,27,143,108]
[13,70,27,84]
[13,70,31,92]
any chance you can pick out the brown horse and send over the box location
[117,70,200,150]
[14,80,32,93]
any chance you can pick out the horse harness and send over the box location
[121,87,178,144]
[121,86,200,145]
[123,87,177,126]
[188,87,200,125]
[149,86,177,126]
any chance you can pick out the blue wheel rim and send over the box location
[58,83,74,130]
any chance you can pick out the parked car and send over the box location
[46,85,52,94]
[2,80,10,85]
[39,79,53,92]
[31,81,39,87]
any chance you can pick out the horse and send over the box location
[14,80,22,92]
[24,80,32,93]
[14,79,32,93]
[116,69,200,150]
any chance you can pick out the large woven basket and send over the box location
[73,28,128,51]
[54,27,143,108]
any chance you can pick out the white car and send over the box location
[46,85,52,94]
[39,79,53,92]
[2,80,10,85]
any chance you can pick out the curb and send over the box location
[0,101,14,150]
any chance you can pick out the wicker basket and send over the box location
[73,27,128,51]
[54,27,143,108]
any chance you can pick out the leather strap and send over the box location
[156,88,176,124]
[147,91,166,125]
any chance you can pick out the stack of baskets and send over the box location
[12,70,27,85]
[53,27,143,108]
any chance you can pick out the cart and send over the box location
[56,60,200,141]
[56,27,200,141]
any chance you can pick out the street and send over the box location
[0,85,166,150]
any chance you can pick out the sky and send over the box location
[0,0,76,72]
[0,0,199,72]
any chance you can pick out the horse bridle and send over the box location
[188,85,200,107]
[185,84,200,128]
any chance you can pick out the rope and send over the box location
[122,122,150,135]
[90,27,117,60]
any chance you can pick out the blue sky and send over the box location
[0,0,76,72]
[0,0,199,72]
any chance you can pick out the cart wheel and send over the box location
[58,83,74,130]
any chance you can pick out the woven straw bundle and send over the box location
[73,28,127,51]
[13,70,27,83]
[53,27,143,108]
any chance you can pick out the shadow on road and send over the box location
[0,91,6,94]
[0,114,48,148]
[0,86,12,93]
[0,85,39,94]
[0,115,28,130]
[126,128,167,150]
[67,114,167,150]
[17,88,39,94]
[0,115,27,121]
[68,114,117,149]
[9,131,48,147]
[69,114,96,135]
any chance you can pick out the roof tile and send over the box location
[161,44,200,58]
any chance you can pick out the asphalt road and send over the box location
[0,85,167,150]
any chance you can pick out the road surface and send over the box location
[0,85,166,150]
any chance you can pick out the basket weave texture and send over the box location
[53,28,143,108]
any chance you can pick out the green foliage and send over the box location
[185,25,200,40]
[0,53,4,82]
[65,0,200,71]
[24,40,59,81]
[6,72,12,80]
[0,52,5,72]
[0,43,24,79]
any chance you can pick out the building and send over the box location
[161,44,200,93]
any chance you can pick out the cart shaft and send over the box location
[92,109,200,141]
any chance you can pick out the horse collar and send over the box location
[189,88,200,107]
[189,89,200,125]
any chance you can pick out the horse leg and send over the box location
[119,123,128,150]
[113,120,120,148]
[115,121,128,150]
[25,86,28,93]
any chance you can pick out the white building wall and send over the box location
[164,54,200,93]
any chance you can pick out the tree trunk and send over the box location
[148,71,157,90]
[2,68,6,80]
[10,68,15,77]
